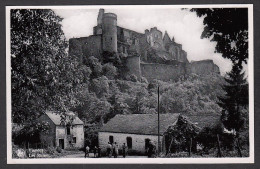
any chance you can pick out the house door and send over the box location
[126,137,132,149]
[145,138,151,150]
[109,136,114,144]
[59,139,64,149]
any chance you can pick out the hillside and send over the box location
[73,54,225,125]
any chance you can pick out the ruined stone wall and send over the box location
[117,26,144,56]
[190,60,220,75]
[126,56,141,79]
[145,27,164,50]
[69,35,102,60]
[140,62,187,82]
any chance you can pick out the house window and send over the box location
[67,126,71,135]
[73,137,76,143]
[109,135,114,144]
[145,138,151,150]
[126,137,132,149]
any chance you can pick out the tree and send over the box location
[218,65,248,134]
[85,56,103,79]
[89,76,109,98]
[88,97,111,126]
[11,9,87,124]
[165,115,199,154]
[191,8,248,67]
[102,63,118,80]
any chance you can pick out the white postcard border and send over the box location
[6,4,254,164]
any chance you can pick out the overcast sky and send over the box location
[54,7,234,74]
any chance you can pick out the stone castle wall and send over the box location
[69,35,102,60]
[126,56,141,79]
[140,62,187,82]
[190,60,220,75]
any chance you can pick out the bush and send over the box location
[56,147,62,153]
[46,147,55,155]
[130,74,138,82]
[141,77,148,84]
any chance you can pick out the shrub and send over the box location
[46,147,55,155]
[141,77,148,84]
[56,147,62,153]
[130,74,138,82]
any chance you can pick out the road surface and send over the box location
[62,152,147,158]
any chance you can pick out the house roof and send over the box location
[183,114,221,129]
[99,113,180,135]
[45,111,84,125]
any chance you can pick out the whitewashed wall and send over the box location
[55,125,84,149]
[71,125,84,148]
[98,132,163,153]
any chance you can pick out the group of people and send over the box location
[106,142,128,158]
[85,141,155,158]
[85,145,101,158]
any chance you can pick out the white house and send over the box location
[98,113,180,154]
[38,111,84,149]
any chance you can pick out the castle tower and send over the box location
[93,9,105,35]
[102,12,117,53]
[163,31,171,47]
[97,9,104,25]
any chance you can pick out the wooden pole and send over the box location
[157,86,160,154]
[189,138,192,157]
[236,137,242,157]
[217,134,222,157]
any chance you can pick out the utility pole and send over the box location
[158,86,160,155]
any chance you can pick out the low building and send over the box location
[98,113,180,154]
[98,113,221,155]
[38,111,84,149]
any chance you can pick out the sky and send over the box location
[54,7,234,74]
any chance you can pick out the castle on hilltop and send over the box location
[69,9,220,81]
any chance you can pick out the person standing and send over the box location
[93,146,98,158]
[85,145,90,158]
[147,141,155,158]
[114,142,119,158]
[106,142,112,158]
[97,146,101,158]
[122,143,127,158]
[111,142,115,157]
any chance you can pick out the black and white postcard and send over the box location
[6,5,254,164]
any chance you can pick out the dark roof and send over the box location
[45,111,83,125]
[100,113,180,135]
[183,114,221,129]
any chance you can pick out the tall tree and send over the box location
[218,65,248,133]
[191,8,248,67]
[11,9,87,124]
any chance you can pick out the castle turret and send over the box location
[97,9,104,25]
[93,9,104,35]
[163,31,171,49]
[102,12,117,53]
